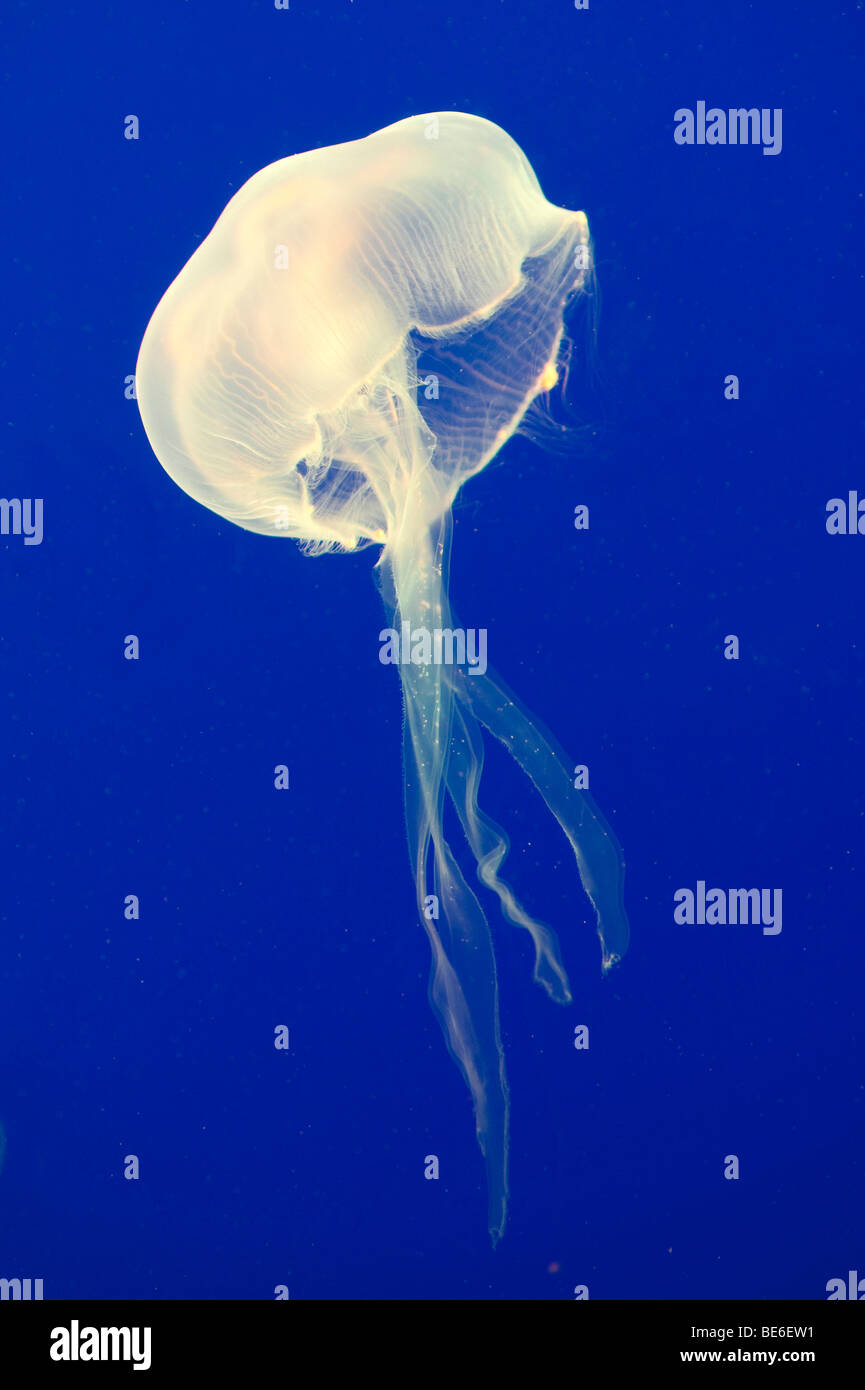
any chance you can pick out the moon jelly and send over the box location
[137,113,629,1242]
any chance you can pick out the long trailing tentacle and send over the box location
[443,679,573,1003]
[380,514,511,1243]
[377,501,628,1246]
[446,660,629,973]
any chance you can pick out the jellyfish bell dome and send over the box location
[135,112,592,555]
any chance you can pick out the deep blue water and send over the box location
[1,1,862,1301]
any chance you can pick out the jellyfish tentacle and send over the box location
[449,663,630,972]
[382,517,510,1244]
[444,688,573,1004]
[405,722,510,1244]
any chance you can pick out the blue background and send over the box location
[1,0,862,1300]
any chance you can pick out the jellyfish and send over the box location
[136,112,629,1244]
